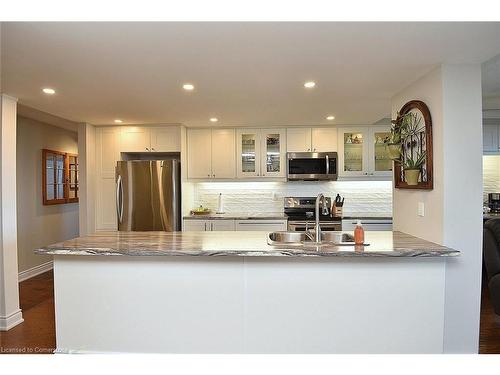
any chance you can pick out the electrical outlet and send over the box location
[418,202,425,217]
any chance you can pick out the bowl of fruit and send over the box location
[190,205,212,216]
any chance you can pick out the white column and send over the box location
[0,94,23,330]
[78,123,96,236]
[441,64,483,352]
[391,64,483,353]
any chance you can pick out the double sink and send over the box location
[267,231,355,247]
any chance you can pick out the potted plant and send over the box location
[386,112,410,160]
[402,151,426,186]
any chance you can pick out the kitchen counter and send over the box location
[46,230,457,353]
[183,212,287,220]
[36,230,458,258]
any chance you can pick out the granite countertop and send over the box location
[184,212,287,220]
[36,231,459,258]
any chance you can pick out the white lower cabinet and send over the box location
[183,219,236,231]
[184,219,287,231]
[235,219,287,231]
[341,218,393,231]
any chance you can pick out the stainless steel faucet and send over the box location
[303,193,327,243]
[314,193,325,243]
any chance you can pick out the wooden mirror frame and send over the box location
[394,100,434,190]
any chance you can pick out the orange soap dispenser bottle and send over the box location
[354,220,365,245]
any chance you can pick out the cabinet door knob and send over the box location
[207,174,210,177]
[212,174,215,177]
[307,148,310,151]
[151,148,155,151]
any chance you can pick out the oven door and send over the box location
[287,152,337,181]
[288,221,341,232]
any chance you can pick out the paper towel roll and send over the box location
[216,193,225,214]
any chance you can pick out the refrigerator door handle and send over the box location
[116,174,124,224]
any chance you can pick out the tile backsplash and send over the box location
[484,155,500,203]
[191,180,392,215]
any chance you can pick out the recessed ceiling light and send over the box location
[42,88,56,95]
[114,119,123,123]
[326,115,335,120]
[183,83,195,91]
[210,118,218,122]
[304,81,316,88]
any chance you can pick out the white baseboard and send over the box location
[0,309,24,331]
[18,261,53,282]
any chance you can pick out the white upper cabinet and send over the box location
[286,127,337,152]
[236,129,261,178]
[369,127,393,177]
[211,129,236,178]
[311,128,338,152]
[483,124,500,153]
[150,127,181,152]
[260,128,286,177]
[337,126,392,178]
[187,128,213,179]
[121,126,181,153]
[287,128,312,152]
[187,128,236,179]
[236,128,286,178]
[121,127,151,152]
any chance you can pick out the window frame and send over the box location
[42,149,79,205]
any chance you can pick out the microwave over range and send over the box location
[286,152,338,181]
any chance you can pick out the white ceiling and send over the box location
[2,22,500,127]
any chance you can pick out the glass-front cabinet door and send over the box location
[236,129,261,177]
[338,128,369,177]
[260,128,286,177]
[370,127,392,177]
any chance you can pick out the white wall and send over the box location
[78,123,96,235]
[391,64,483,353]
[392,67,444,244]
[16,116,79,273]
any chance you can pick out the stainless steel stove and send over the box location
[284,196,341,232]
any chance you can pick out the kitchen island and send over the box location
[37,231,458,354]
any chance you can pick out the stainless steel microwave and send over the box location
[286,152,338,181]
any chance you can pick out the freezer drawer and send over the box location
[341,218,393,231]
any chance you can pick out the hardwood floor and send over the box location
[1,269,500,354]
[0,270,55,354]
[479,284,500,353]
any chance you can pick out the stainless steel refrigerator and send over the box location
[115,160,181,231]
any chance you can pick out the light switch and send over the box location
[418,202,425,217]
